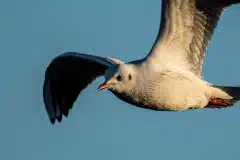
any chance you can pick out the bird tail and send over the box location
[215,86,240,101]
[214,0,240,7]
[227,0,240,6]
[207,85,240,108]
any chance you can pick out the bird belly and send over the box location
[110,71,210,111]
[134,70,210,111]
[110,83,208,111]
[149,72,210,111]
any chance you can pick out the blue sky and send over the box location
[1,0,240,160]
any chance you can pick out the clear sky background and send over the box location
[1,0,240,160]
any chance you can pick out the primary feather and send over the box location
[43,52,122,124]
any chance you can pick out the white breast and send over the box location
[136,67,210,111]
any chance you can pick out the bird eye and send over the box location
[116,75,122,81]
[128,74,132,80]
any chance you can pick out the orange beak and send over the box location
[97,81,112,91]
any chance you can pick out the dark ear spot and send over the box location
[116,75,123,81]
[128,74,132,80]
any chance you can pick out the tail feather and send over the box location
[206,0,240,7]
[205,85,240,108]
[214,85,240,102]
[222,0,240,6]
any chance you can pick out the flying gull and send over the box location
[43,0,240,124]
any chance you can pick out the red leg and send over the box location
[209,98,231,106]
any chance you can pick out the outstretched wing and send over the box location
[148,0,240,77]
[43,52,123,124]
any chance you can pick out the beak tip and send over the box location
[97,82,110,91]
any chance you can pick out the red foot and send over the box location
[209,98,231,106]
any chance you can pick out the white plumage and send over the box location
[43,0,240,124]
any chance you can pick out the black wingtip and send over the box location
[56,114,62,123]
[50,118,55,124]
[62,110,69,117]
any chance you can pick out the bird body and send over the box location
[108,61,231,111]
[43,0,240,124]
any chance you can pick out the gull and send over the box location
[43,0,240,124]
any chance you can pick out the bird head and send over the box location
[97,64,136,93]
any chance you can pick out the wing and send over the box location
[43,52,123,124]
[148,0,240,77]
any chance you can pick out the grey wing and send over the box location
[148,0,240,77]
[43,52,122,124]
